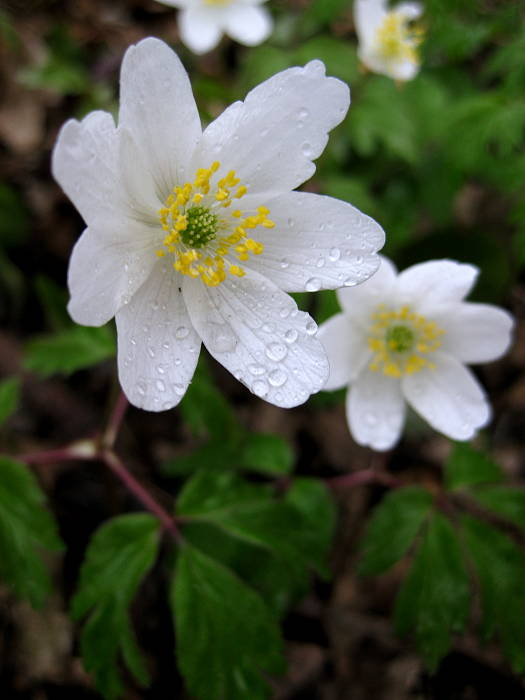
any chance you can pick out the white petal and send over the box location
[118,38,201,199]
[179,7,223,54]
[118,128,163,222]
[354,0,387,46]
[52,111,124,230]
[192,60,349,201]
[402,353,490,441]
[67,227,157,326]
[244,191,384,292]
[396,260,479,314]
[182,269,328,408]
[347,369,406,451]
[223,4,272,46]
[115,261,201,411]
[336,255,397,320]
[318,314,370,391]
[433,302,514,364]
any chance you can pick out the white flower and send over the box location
[156,0,272,54]
[319,257,514,450]
[354,0,424,81]
[52,38,385,412]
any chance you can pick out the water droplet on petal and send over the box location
[265,342,288,362]
[252,379,269,398]
[285,329,298,343]
[298,107,309,120]
[173,383,186,396]
[329,247,341,262]
[147,346,156,358]
[137,382,146,397]
[301,142,314,157]
[175,326,189,340]
[155,379,166,392]
[248,364,266,376]
[268,369,287,387]
[305,277,322,292]
[306,320,318,336]
[343,277,357,287]
[207,322,237,353]
[280,258,290,269]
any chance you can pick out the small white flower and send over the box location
[156,0,273,54]
[52,38,385,412]
[354,0,424,81]
[319,257,514,450]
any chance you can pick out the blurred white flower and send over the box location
[52,38,385,412]
[354,0,424,81]
[319,257,514,450]
[156,0,273,54]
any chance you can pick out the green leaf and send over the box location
[0,457,63,607]
[34,275,70,330]
[161,439,238,477]
[444,442,503,490]
[72,514,161,699]
[394,513,470,669]
[473,486,525,532]
[359,487,434,576]
[0,183,29,247]
[172,544,285,700]
[240,433,294,476]
[24,325,116,377]
[178,471,332,577]
[462,515,525,672]
[0,376,20,427]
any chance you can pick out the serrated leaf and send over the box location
[0,457,63,606]
[359,486,434,576]
[394,513,470,669]
[25,325,116,377]
[473,486,525,532]
[172,544,285,700]
[178,471,332,578]
[0,376,20,426]
[444,442,503,491]
[72,514,161,699]
[462,515,525,672]
[240,433,294,476]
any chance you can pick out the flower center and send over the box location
[157,161,274,287]
[367,305,444,378]
[375,12,423,63]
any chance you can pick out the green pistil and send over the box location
[181,206,218,248]
[386,324,415,353]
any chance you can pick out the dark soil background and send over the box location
[1,0,525,698]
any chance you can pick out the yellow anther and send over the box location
[235,186,247,199]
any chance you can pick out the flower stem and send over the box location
[101,450,182,542]
[327,468,400,490]
[102,392,129,449]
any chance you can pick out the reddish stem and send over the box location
[102,392,129,449]
[19,440,97,465]
[101,451,181,542]
[327,468,400,490]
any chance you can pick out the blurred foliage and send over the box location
[1,0,524,698]
[359,443,525,673]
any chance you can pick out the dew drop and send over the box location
[137,382,146,397]
[207,322,237,353]
[306,320,318,336]
[147,346,156,358]
[280,258,290,269]
[155,379,166,392]
[301,142,314,157]
[252,379,269,398]
[298,107,309,120]
[329,247,341,262]
[343,277,358,287]
[305,277,322,292]
[285,329,298,343]
[265,342,288,362]
[156,364,165,375]
[173,383,186,396]
[248,363,266,376]
[262,322,275,333]
[162,341,170,350]
[175,326,189,340]
[130,338,137,346]
[268,369,287,387]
